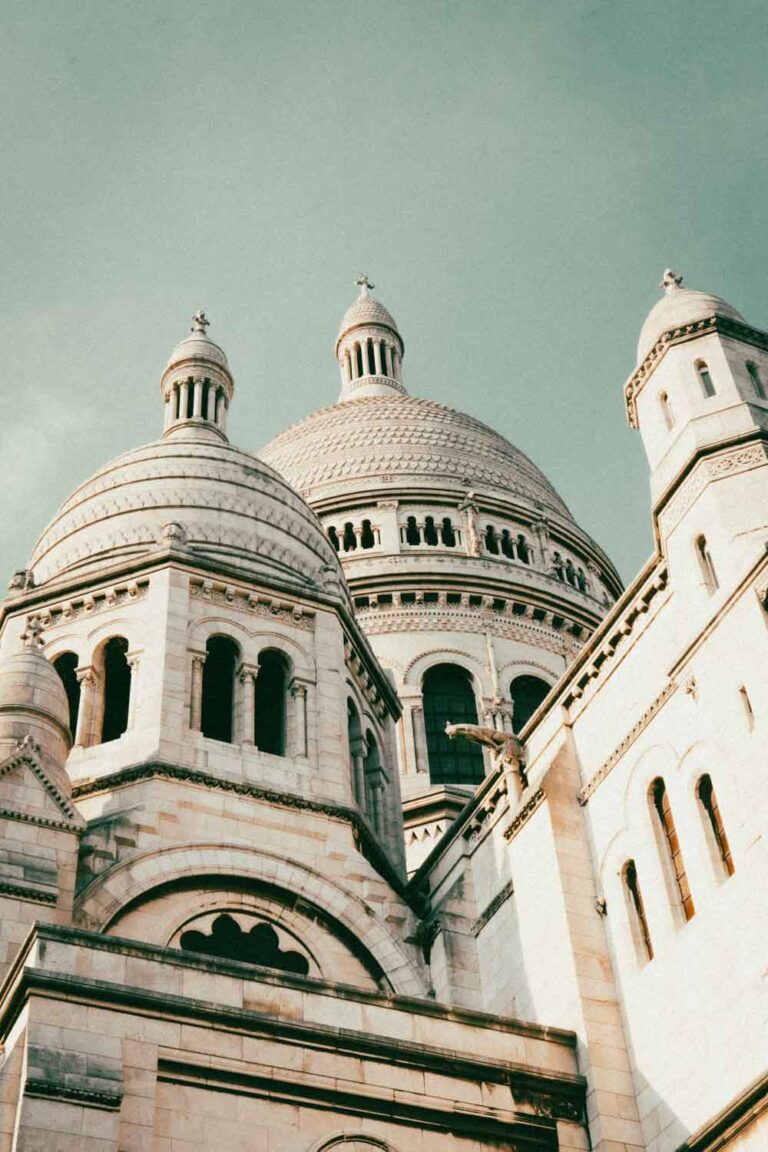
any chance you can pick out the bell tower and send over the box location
[625,270,768,597]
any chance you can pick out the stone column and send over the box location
[126,653,141,729]
[189,652,206,730]
[291,680,308,758]
[192,379,204,417]
[373,341,382,375]
[179,380,190,421]
[532,516,550,570]
[381,343,390,376]
[350,737,366,809]
[74,667,97,749]
[238,664,257,747]
[411,704,430,774]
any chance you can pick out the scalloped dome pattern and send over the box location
[338,296,399,338]
[260,395,572,518]
[29,438,344,591]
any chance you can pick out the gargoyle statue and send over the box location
[445,723,528,788]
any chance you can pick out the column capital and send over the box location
[75,665,97,688]
[237,662,259,685]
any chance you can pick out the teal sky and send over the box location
[1,0,766,585]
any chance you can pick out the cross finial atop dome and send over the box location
[355,275,375,298]
[191,310,211,333]
[661,269,684,293]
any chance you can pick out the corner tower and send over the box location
[336,275,405,401]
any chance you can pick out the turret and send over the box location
[161,311,234,442]
[625,270,768,598]
[335,276,406,401]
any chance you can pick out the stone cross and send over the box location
[191,310,210,333]
[355,275,374,297]
[661,269,683,293]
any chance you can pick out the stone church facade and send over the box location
[0,275,764,1152]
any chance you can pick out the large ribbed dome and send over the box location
[28,435,344,592]
[260,394,572,518]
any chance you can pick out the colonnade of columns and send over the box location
[163,377,229,434]
[341,338,402,384]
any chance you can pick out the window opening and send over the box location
[201,635,239,743]
[510,674,551,733]
[423,664,484,785]
[255,649,288,755]
[650,778,695,920]
[623,859,653,962]
[697,775,734,877]
[101,637,131,743]
[747,361,766,399]
[53,651,80,739]
[424,516,439,545]
[696,360,716,398]
[360,519,375,549]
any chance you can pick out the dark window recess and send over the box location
[255,649,289,755]
[361,520,375,549]
[401,592,416,605]
[180,913,309,975]
[327,527,340,552]
[101,637,131,743]
[423,664,484,786]
[517,536,530,563]
[484,525,499,554]
[510,674,551,733]
[651,778,695,921]
[697,775,734,877]
[342,522,357,551]
[405,516,421,545]
[377,593,393,606]
[424,516,439,545]
[201,635,239,743]
[624,859,653,961]
[423,592,439,604]
[354,596,370,609]
[446,592,462,605]
[53,651,80,739]
[441,518,456,546]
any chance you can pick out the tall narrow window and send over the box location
[423,516,438,545]
[739,684,755,730]
[360,519,375,549]
[510,674,551,733]
[327,526,340,552]
[101,637,131,744]
[697,775,734,878]
[517,535,531,564]
[405,516,421,545]
[623,859,654,962]
[342,522,357,552]
[441,518,456,547]
[484,525,499,554]
[659,390,675,429]
[500,529,515,558]
[201,635,239,743]
[364,732,385,837]
[695,360,716,398]
[423,664,484,786]
[355,344,364,378]
[695,534,719,592]
[347,700,365,808]
[53,651,81,740]
[255,649,289,755]
[650,778,695,921]
[746,361,766,399]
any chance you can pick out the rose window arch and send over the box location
[172,911,314,976]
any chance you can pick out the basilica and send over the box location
[0,270,764,1152]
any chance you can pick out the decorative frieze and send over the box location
[471,879,515,936]
[577,680,677,805]
[658,442,768,535]
[22,580,149,630]
[190,577,315,630]
[503,787,545,841]
[357,603,584,656]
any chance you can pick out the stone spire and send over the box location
[160,313,235,443]
[335,277,406,402]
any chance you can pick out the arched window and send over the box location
[327,526,340,552]
[180,913,310,975]
[697,775,734,878]
[650,777,695,921]
[695,360,716,398]
[746,361,766,398]
[622,859,653,962]
[552,551,565,580]
[366,338,376,376]
[100,637,131,743]
[423,516,438,545]
[364,731,386,837]
[499,529,514,558]
[440,517,456,547]
[565,558,577,586]
[255,649,289,755]
[517,535,531,564]
[201,635,239,743]
[422,664,484,786]
[510,674,551,733]
[577,567,588,593]
[484,525,499,554]
[355,344,364,378]
[360,519,375,549]
[342,522,357,552]
[659,390,675,429]
[53,651,80,739]
[695,534,719,592]
[405,516,421,545]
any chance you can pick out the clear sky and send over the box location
[1,0,766,585]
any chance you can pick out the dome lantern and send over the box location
[335,277,406,402]
[160,312,234,443]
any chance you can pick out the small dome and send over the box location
[336,277,402,352]
[637,273,745,363]
[164,311,230,373]
[0,648,72,769]
[28,436,346,596]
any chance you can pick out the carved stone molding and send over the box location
[190,578,315,631]
[24,580,149,630]
[658,442,768,535]
[503,788,545,841]
[471,879,515,936]
[578,680,677,805]
[357,606,583,655]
